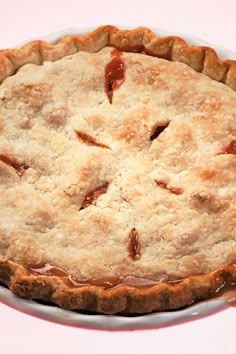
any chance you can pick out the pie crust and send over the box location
[0,26,235,314]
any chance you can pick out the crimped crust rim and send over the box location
[0,25,236,90]
[0,259,236,314]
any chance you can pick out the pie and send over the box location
[0,26,235,315]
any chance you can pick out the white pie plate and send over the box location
[1,26,236,331]
[1,284,236,331]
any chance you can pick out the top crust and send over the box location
[0,26,235,314]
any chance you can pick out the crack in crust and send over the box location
[0,26,236,91]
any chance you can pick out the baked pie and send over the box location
[0,26,235,315]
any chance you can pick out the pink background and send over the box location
[0,0,236,353]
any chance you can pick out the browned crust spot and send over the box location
[127,228,141,261]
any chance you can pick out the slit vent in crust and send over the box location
[104,49,125,104]
[75,131,109,149]
[0,154,29,176]
[150,122,169,141]
[80,183,109,210]
[223,140,236,155]
[155,180,183,195]
[127,228,141,261]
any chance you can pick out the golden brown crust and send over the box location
[0,26,236,315]
[0,25,236,90]
[1,259,236,314]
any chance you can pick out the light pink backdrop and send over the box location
[0,1,236,353]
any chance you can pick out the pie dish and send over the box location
[0,25,235,316]
[1,283,235,330]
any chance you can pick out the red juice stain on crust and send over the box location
[27,263,161,289]
[104,49,125,104]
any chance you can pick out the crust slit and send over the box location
[127,228,141,261]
